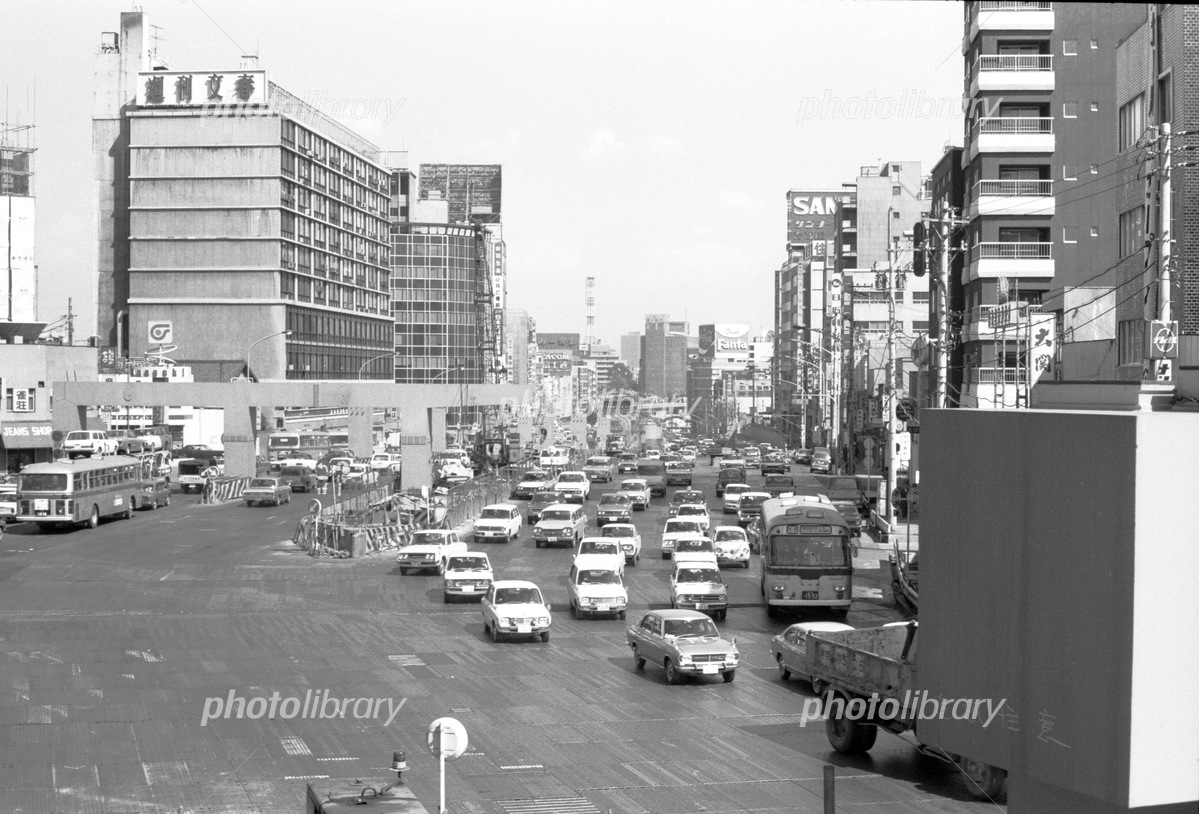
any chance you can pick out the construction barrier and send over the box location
[202,476,253,504]
[292,514,416,559]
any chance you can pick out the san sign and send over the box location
[787,190,854,248]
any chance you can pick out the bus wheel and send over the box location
[86,505,100,529]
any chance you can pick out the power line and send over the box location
[188,0,249,58]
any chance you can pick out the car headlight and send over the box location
[537,616,550,626]
[621,543,633,552]
[678,655,693,665]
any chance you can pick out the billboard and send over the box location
[711,324,750,360]
[787,189,855,248]
[136,70,268,108]
[419,164,502,224]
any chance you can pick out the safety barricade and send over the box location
[202,476,253,504]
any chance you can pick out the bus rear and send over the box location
[759,497,855,618]
[177,458,221,493]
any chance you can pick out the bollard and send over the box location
[823,765,835,814]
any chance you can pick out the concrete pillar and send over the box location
[398,402,437,491]
[221,405,257,479]
[347,407,373,457]
[430,408,448,452]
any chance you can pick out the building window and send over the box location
[1118,207,1144,259]
[912,292,931,303]
[1119,94,1145,151]
[1062,101,1078,119]
[911,321,930,332]
[1063,39,1078,56]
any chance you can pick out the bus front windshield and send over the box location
[20,473,70,492]
[768,535,850,567]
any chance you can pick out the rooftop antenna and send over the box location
[584,277,597,351]
[149,24,166,68]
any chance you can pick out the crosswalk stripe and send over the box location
[498,798,601,814]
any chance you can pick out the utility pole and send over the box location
[1159,122,1173,325]
[67,297,75,345]
[936,214,951,408]
[885,235,899,532]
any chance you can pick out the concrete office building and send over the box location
[640,316,688,398]
[959,1,1147,405]
[1,141,37,326]
[503,309,530,386]
[93,11,393,381]
[619,332,641,376]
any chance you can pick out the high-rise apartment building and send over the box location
[93,11,393,380]
[959,1,1147,406]
[640,316,688,398]
[1,138,36,327]
[619,332,641,375]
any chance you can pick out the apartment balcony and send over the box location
[971,241,1054,279]
[965,179,1055,219]
[970,117,1054,159]
[967,2,1054,44]
[959,368,1027,410]
[970,53,1054,95]
[962,302,1043,342]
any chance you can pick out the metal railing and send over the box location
[976,241,1053,259]
[975,116,1053,136]
[976,179,1053,197]
[969,303,1044,326]
[979,1,1052,10]
[974,368,1022,384]
[977,53,1052,72]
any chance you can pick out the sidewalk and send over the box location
[863,512,920,552]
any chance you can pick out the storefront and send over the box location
[0,421,56,473]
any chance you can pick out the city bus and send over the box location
[268,430,330,460]
[759,496,857,618]
[15,456,148,530]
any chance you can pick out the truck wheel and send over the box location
[960,759,1007,800]
[826,702,877,754]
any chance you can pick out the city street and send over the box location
[0,463,986,813]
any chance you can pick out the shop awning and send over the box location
[0,422,55,449]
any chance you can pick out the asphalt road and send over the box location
[0,462,993,813]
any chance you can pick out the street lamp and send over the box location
[358,351,398,380]
[245,329,292,382]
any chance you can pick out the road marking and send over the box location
[387,655,425,667]
[498,764,545,771]
[280,737,311,756]
[283,774,328,781]
[498,796,599,813]
[125,649,162,662]
[314,756,358,762]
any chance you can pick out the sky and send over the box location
[1,0,966,347]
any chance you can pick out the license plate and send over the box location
[702,665,719,675]
[34,499,49,511]
[695,603,708,610]
[516,624,532,634]
[802,591,820,600]
[596,604,610,612]
[461,586,477,593]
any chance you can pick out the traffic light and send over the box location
[912,220,926,277]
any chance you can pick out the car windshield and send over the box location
[678,506,706,516]
[677,568,720,583]
[481,508,509,519]
[621,482,645,491]
[411,532,448,545]
[666,521,701,534]
[715,530,745,542]
[578,541,618,555]
[741,495,768,508]
[249,479,275,488]
[585,458,609,466]
[726,485,749,494]
[495,587,542,604]
[449,557,488,571]
[577,570,621,585]
[532,491,559,502]
[603,526,634,538]
[541,509,572,522]
[833,501,857,514]
[522,472,550,483]
[766,476,793,485]
[664,618,720,638]
[676,539,713,552]
[600,494,631,506]
[559,473,584,482]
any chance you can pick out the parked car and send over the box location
[715,466,747,497]
[567,559,628,620]
[396,529,468,575]
[278,466,317,493]
[242,477,292,507]
[810,447,832,474]
[596,492,634,527]
[668,489,706,517]
[660,518,706,560]
[553,470,591,503]
[670,562,728,619]
[0,477,17,523]
[138,477,171,510]
[675,503,711,533]
[472,503,523,543]
[671,535,719,567]
[442,552,493,603]
[626,609,739,684]
[712,526,751,568]
[600,522,642,565]
[770,621,854,687]
[832,499,864,538]
[510,469,555,500]
[62,430,118,459]
[619,478,651,511]
[582,456,617,483]
[481,580,552,642]
[573,537,626,575]
[532,503,588,549]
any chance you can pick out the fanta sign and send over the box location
[712,324,750,359]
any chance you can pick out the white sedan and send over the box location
[712,525,752,569]
[619,478,651,511]
[674,503,710,533]
[600,523,642,565]
[770,622,854,688]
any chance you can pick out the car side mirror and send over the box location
[851,544,860,558]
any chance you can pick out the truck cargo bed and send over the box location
[808,624,917,701]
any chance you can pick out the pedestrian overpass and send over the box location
[51,381,532,488]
